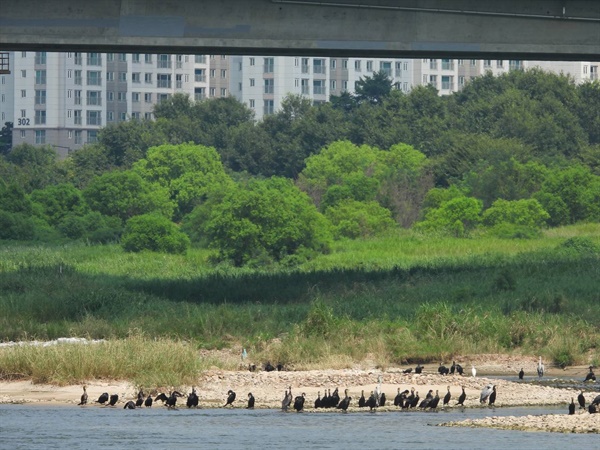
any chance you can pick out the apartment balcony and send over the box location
[301,65,310,74]
[157,61,172,69]
[157,80,172,88]
[313,86,326,95]
[441,61,455,71]
[194,93,206,101]
[301,86,310,95]
[313,66,326,75]
[195,74,206,82]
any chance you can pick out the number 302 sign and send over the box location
[17,118,30,126]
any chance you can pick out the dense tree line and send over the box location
[1,69,599,265]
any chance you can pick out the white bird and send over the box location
[537,356,544,378]
[480,384,494,403]
[375,375,383,405]
[471,365,477,377]
[241,348,247,361]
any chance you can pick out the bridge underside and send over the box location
[1,0,599,60]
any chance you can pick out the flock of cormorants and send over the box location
[74,361,598,415]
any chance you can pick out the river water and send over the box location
[0,404,597,449]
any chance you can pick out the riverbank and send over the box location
[439,413,599,433]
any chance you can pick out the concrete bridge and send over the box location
[1,0,599,59]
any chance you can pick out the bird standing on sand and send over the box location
[281,387,293,411]
[488,386,497,406]
[584,366,596,382]
[443,386,451,406]
[135,390,144,407]
[569,398,576,415]
[314,391,322,408]
[537,356,545,378]
[108,394,119,406]
[187,387,199,408]
[366,391,378,411]
[337,389,351,412]
[247,392,255,409]
[224,390,236,407]
[578,391,586,409]
[480,385,494,404]
[123,401,136,409]
[78,386,88,406]
[144,394,153,408]
[375,375,383,406]
[96,392,109,405]
[293,393,305,412]
[471,365,477,377]
[457,386,466,406]
[518,368,524,380]
[358,390,366,408]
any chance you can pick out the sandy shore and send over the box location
[1,355,598,433]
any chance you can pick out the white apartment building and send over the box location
[1,52,597,151]
[2,51,210,156]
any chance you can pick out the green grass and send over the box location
[1,223,599,382]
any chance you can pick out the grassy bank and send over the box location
[1,224,599,382]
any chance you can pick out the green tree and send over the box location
[133,143,233,220]
[30,183,89,226]
[325,200,396,239]
[203,177,332,266]
[4,143,62,191]
[83,170,174,222]
[355,70,394,104]
[414,196,483,236]
[0,183,33,214]
[121,213,190,254]
[98,119,166,167]
[0,122,13,155]
[482,198,549,228]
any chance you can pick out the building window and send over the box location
[380,61,392,77]
[74,52,82,65]
[86,110,102,126]
[496,60,504,68]
[21,130,26,138]
[144,93,152,103]
[301,58,310,74]
[342,81,348,90]
[118,72,127,82]
[87,71,101,85]
[264,100,274,115]
[67,109,72,118]
[21,90,26,98]
[354,60,361,71]
[176,74,182,89]
[87,90,102,106]
[21,109,26,118]
[264,57,274,73]
[74,110,82,125]
[87,53,102,65]
[74,70,82,85]
[74,130,82,144]
[117,92,127,102]
[106,71,114,82]
[34,110,46,125]
[314,59,326,74]
[35,90,46,105]
[249,78,255,87]
[366,60,373,72]
[264,79,274,94]
[313,80,325,95]
[221,69,227,78]
[484,60,492,68]
[249,57,255,66]
[220,88,227,97]
[132,72,141,83]
[145,54,153,64]
[249,99,255,108]
[429,59,438,70]
[441,75,453,90]
[458,59,464,66]
[470,59,477,66]
[330,59,337,69]
[120,112,127,121]
[88,130,98,143]
[342,59,348,69]
[132,53,140,63]
[209,87,216,97]
[458,76,465,87]
[194,87,205,101]
[119,53,127,62]
[35,70,46,85]
[194,69,205,82]
[21,70,26,78]
[35,52,47,65]
[157,74,171,88]
[157,54,171,69]
[74,90,82,105]
[145,73,152,84]
[106,53,114,62]
[145,112,152,120]
[301,79,309,95]
[441,59,454,70]
[429,75,437,86]
[210,69,216,78]
[131,112,140,120]
[106,92,114,102]
[176,55,183,69]
[107,111,114,122]
[330,80,336,90]
[195,55,206,64]
[35,130,46,144]
[68,130,72,139]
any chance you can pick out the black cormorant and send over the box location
[379,392,387,407]
[429,390,440,410]
[314,391,321,408]
[518,368,524,380]
[293,393,305,412]
[366,391,378,411]
[135,390,144,407]
[96,392,109,405]
[568,397,575,415]
[224,390,236,407]
[144,394,153,407]
[247,392,255,409]
[488,386,497,406]
[358,390,366,408]
[578,391,586,409]
[187,387,199,408]
[457,386,466,406]
[336,389,351,412]
[123,400,136,409]
[415,364,423,374]
[78,386,88,406]
[155,393,168,403]
[443,386,451,406]
[584,366,596,382]
[108,394,119,406]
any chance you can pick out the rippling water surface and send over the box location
[0,404,597,449]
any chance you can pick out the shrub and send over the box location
[121,214,190,254]
[0,211,36,240]
[325,200,396,239]
[482,198,549,229]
